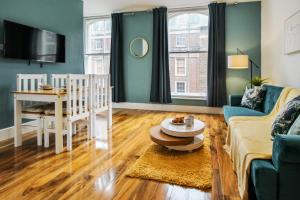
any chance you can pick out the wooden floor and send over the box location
[0,109,240,200]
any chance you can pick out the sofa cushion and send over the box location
[227,118,273,199]
[288,115,300,135]
[271,95,300,138]
[262,85,283,114]
[223,105,265,124]
[251,159,278,200]
[241,87,265,111]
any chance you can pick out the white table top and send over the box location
[160,118,205,137]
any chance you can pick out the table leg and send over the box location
[37,118,42,146]
[89,111,95,138]
[107,104,112,130]
[107,88,112,129]
[14,97,22,147]
[87,115,91,139]
[55,96,63,154]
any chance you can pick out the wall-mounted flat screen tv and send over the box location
[3,20,65,63]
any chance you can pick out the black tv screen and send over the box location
[3,20,65,63]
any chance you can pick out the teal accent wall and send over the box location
[123,12,153,103]
[121,2,261,106]
[226,2,261,96]
[122,12,206,106]
[0,0,83,128]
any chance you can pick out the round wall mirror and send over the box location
[130,37,149,58]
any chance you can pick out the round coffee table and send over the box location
[150,118,205,152]
[161,118,205,137]
[150,126,194,146]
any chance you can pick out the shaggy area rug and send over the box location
[126,130,212,190]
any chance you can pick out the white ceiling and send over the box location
[83,0,260,17]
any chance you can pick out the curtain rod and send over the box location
[168,6,209,13]
[121,9,153,16]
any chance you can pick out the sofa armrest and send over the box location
[272,135,300,200]
[272,135,300,169]
[251,160,278,200]
[229,95,243,106]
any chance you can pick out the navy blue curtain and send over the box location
[207,3,227,107]
[110,13,125,102]
[150,7,172,104]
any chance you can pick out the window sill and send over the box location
[171,95,207,101]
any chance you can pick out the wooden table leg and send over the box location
[14,96,22,147]
[89,111,95,139]
[55,96,63,154]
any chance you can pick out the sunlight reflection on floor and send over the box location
[94,113,111,150]
[94,167,116,195]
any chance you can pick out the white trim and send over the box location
[0,120,38,142]
[175,58,187,76]
[172,95,206,100]
[112,102,223,114]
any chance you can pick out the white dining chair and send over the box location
[51,74,67,89]
[43,74,91,151]
[90,74,112,138]
[16,74,47,146]
[42,74,83,148]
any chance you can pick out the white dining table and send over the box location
[13,89,66,154]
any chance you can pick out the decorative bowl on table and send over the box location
[170,117,185,125]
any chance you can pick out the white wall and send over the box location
[84,0,260,17]
[261,0,300,87]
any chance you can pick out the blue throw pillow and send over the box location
[241,87,265,111]
[271,96,300,138]
[287,115,300,135]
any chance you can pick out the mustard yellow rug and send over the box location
[126,131,212,190]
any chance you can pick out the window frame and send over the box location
[175,34,186,47]
[84,16,111,75]
[175,81,187,94]
[93,56,104,74]
[175,58,187,76]
[93,38,104,51]
[168,8,208,100]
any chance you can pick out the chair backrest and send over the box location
[91,74,110,113]
[66,74,90,119]
[51,74,68,88]
[16,74,47,91]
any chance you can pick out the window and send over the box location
[93,57,104,74]
[92,39,103,51]
[176,35,186,47]
[84,17,111,74]
[175,58,186,76]
[176,81,186,93]
[169,9,209,98]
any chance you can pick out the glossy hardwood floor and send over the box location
[0,109,240,200]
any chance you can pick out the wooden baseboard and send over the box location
[112,102,223,114]
[0,120,38,142]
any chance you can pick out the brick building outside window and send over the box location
[169,9,209,98]
[84,17,111,74]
